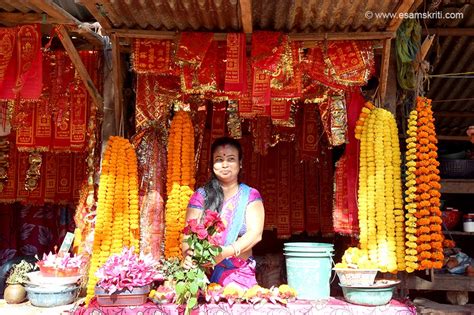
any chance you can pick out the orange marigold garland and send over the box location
[164,111,195,259]
[85,136,140,304]
[414,97,443,270]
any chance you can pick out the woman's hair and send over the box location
[203,137,242,212]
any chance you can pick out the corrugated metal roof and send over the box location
[252,0,400,32]
[424,2,474,137]
[89,0,241,31]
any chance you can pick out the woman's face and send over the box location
[212,144,240,184]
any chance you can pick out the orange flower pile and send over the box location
[412,97,443,270]
[85,136,140,304]
[164,111,195,259]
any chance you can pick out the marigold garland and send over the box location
[403,97,443,272]
[414,97,443,270]
[356,105,403,272]
[164,111,195,260]
[85,136,140,304]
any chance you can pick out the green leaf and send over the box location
[187,271,195,281]
[189,282,199,294]
[175,281,186,295]
[188,296,198,309]
[175,271,185,280]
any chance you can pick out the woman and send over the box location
[182,137,265,289]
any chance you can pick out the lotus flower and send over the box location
[205,283,223,303]
[150,285,175,304]
[222,283,245,305]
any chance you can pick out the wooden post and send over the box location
[385,40,398,114]
[56,25,103,114]
[29,0,103,47]
[379,38,392,107]
[239,0,253,34]
[111,33,124,136]
[386,0,415,32]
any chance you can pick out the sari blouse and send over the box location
[187,184,262,244]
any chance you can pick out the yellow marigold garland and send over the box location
[85,136,140,304]
[164,111,195,260]
[357,106,404,273]
[404,110,419,272]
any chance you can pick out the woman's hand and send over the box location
[182,250,197,270]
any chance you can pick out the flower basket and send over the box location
[333,268,378,286]
[95,285,150,307]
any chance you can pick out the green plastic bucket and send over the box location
[284,242,334,300]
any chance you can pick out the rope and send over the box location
[396,19,421,90]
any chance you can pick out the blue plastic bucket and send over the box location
[284,242,334,300]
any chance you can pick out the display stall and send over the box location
[1,0,473,314]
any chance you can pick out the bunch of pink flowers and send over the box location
[95,247,162,294]
[38,252,85,270]
[183,209,225,265]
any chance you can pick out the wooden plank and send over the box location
[0,12,69,25]
[239,0,253,34]
[56,25,103,115]
[379,38,391,106]
[440,179,474,194]
[443,231,474,236]
[28,0,103,47]
[111,33,124,136]
[386,0,415,32]
[422,28,474,37]
[385,40,397,114]
[404,273,474,291]
[435,111,474,118]
[438,135,471,141]
[112,28,395,41]
[79,0,113,31]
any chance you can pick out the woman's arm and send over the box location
[214,200,265,263]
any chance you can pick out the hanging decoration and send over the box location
[0,136,9,192]
[0,24,42,100]
[85,136,140,304]
[225,33,247,94]
[227,100,242,139]
[133,127,167,261]
[357,106,404,273]
[132,39,176,75]
[404,109,419,272]
[164,111,195,259]
[405,97,443,271]
[24,152,42,191]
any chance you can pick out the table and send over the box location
[71,297,416,315]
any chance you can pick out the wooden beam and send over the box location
[385,40,398,114]
[111,33,124,136]
[438,135,471,141]
[28,0,103,47]
[79,0,113,31]
[112,28,394,40]
[239,0,253,34]
[422,28,474,37]
[434,111,474,118]
[0,12,69,25]
[379,38,392,105]
[56,25,103,114]
[386,0,415,32]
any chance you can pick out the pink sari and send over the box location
[187,183,262,288]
